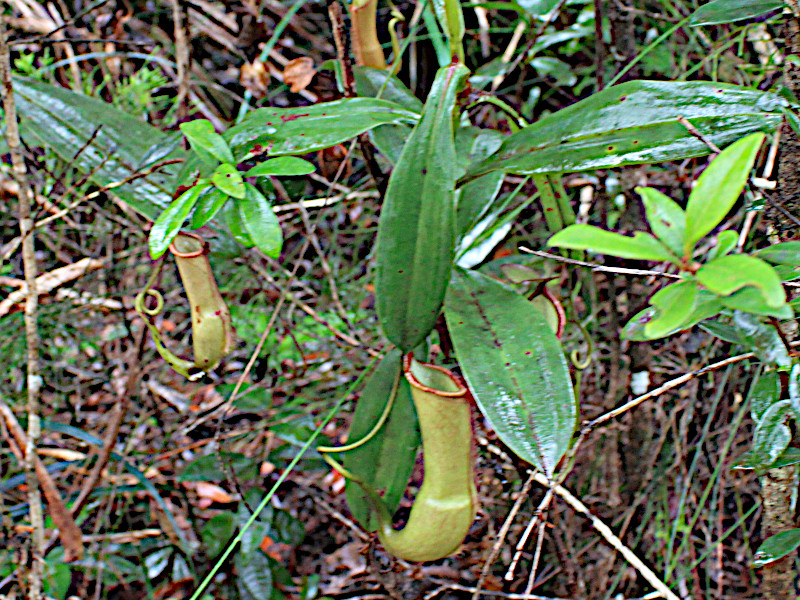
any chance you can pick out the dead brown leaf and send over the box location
[241,60,270,98]
[283,57,316,93]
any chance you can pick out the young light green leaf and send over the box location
[696,254,785,307]
[707,230,738,261]
[190,187,229,229]
[624,290,722,341]
[637,186,686,257]
[212,163,246,199]
[245,156,316,178]
[643,280,699,339]
[240,184,282,258]
[548,224,675,262]
[148,185,205,258]
[685,132,765,252]
[754,241,800,265]
[180,119,234,164]
[753,529,800,568]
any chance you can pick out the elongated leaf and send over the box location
[689,0,782,26]
[461,81,785,183]
[13,77,184,220]
[149,185,204,258]
[342,350,420,530]
[548,225,675,261]
[445,268,576,475]
[455,127,506,236]
[246,157,315,177]
[354,66,424,112]
[685,133,764,251]
[180,119,234,163]
[240,184,282,258]
[212,163,245,199]
[696,254,785,307]
[753,529,800,568]
[637,186,686,257]
[375,62,471,351]
[754,241,800,265]
[227,98,419,161]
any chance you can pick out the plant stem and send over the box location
[0,18,46,600]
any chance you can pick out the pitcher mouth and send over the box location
[169,231,206,258]
[403,353,467,398]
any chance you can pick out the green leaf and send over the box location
[375,62,471,351]
[732,311,791,368]
[685,133,765,252]
[342,350,420,531]
[240,184,283,258]
[754,241,800,265]
[774,263,800,282]
[753,529,800,568]
[190,186,229,229]
[699,319,745,345]
[148,185,204,258]
[752,399,792,473]
[246,157,316,177]
[445,268,576,476]
[696,254,785,307]
[224,201,255,247]
[212,163,246,199]
[637,186,686,256]
[748,369,782,423]
[455,127,507,236]
[548,224,675,261]
[461,81,785,183]
[707,230,738,261]
[771,447,800,468]
[201,512,236,559]
[643,280,700,339]
[13,77,185,221]
[180,119,234,164]
[689,0,782,26]
[228,98,420,161]
[789,363,800,418]
[354,66,424,112]
[236,551,273,600]
[721,288,794,320]
[624,290,722,341]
